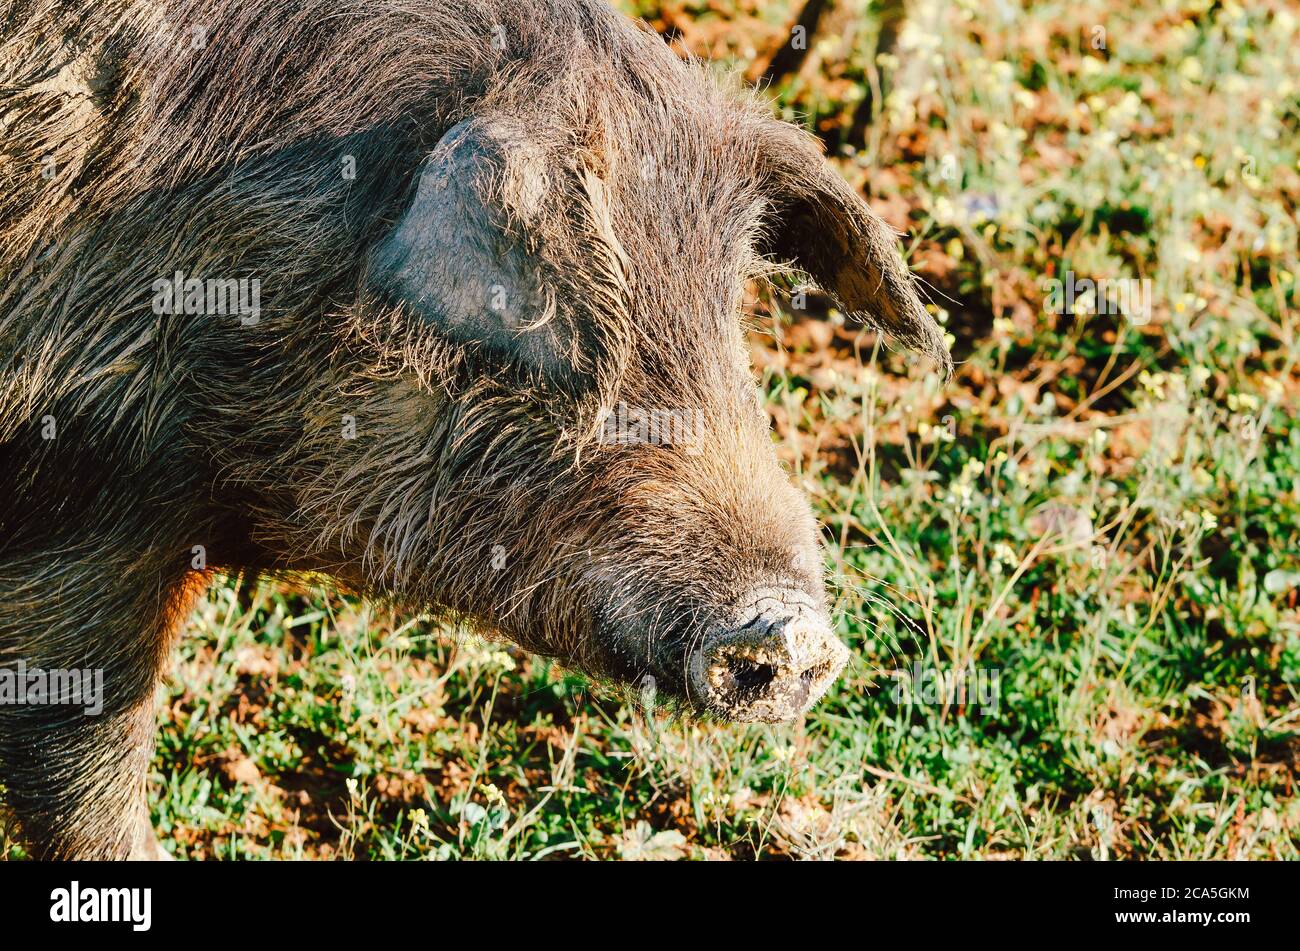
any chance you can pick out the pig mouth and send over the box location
[683,588,849,723]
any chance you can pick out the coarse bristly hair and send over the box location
[0,0,949,858]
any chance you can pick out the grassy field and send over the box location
[6,0,1297,860]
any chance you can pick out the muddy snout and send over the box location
[689,591,849,723]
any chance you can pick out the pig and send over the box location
[0,0,950,859]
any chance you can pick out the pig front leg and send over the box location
[1,688,166,859]
[0,552,201,860]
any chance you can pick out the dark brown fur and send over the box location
[0,0,947,858]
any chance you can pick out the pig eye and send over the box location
[367,116,616,391]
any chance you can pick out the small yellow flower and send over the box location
[1138,370,1167,398]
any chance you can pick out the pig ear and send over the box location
[762,147,952,377]
[367,116,596,388]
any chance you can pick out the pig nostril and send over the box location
[800,661,832,686]
[726,658,777,694]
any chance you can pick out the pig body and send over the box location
[0,0,947,858]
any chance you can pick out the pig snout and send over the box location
[689,589,849,723]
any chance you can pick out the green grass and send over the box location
[5,0,1297,860]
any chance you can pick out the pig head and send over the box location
[331,85,950,720]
